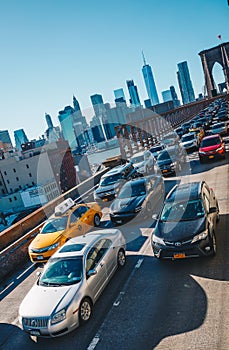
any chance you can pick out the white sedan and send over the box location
[19,229,126,337]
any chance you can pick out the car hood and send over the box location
[199,143,221,152]
[155,217,206,241]
[110,195,145,213]
[95,180,122,194]
[19,282,81,317]
[30,231,64,249]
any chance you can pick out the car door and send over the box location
[85,240,108,300]
[68,207,87,237]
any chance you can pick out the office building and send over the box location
[0,130,12,147]
[177,61,195,104]
[14,129,29,151]
[142,52,159,106]
[58,106,78,151]
[126,80,141,107]
[114,88,126,104]
[170,85,180,107]
[162,90,172,102]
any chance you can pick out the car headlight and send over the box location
[199,150,206,154]
[51,309,66,325]
[170,162,176,169]
[152,234,165,245]
[191,230,208,244]
[216,146,223,151]
[134,206,142,213]
[47,242,60,251]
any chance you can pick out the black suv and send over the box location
[93,163,137,203]
[151,181,219,260]
[156,144,186,176]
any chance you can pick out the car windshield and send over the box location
[39,257,83,286]
[41,217,68,233]
[160,199,205,222]
[200,137,221,147]
[181,134,195,142]
[212,123,224,129]
[150,145,163,153]
[130,155,144,164]
[100,173,121,186]
[157,151,173,161]
[118,182,146,198]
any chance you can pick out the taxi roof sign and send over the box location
[55,198,75,216]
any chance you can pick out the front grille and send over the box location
[31,247,49,253]
[164,239,192,246]
[23,317,49,328]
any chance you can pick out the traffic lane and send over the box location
[0,228,150,350]
[88,213,229,350]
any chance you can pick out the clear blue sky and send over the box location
[0,0,228,142]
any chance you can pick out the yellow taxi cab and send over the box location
[28,198,102,263]
[189,126,205,144]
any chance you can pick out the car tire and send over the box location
[210,231,217,257]
[94,214,101,227]
[117,249,126,267]
[79,298,93,325]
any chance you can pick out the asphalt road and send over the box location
[0,143,229,350]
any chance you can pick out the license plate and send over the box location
[30,330,40,336]
[162,169,168,173]
[37,255,44,260]
[209,155,214,159]
[103,198,108,202]
[116,220,122,224]
[174,253,186,259]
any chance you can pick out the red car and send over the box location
[199,134,226,163]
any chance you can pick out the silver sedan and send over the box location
[19,229,126,337]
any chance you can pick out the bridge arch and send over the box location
[199,42,229,98]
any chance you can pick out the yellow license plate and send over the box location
[174,253,186,259]
[103,198,108,202]
[209,155,214,159]
[162,170,168,173]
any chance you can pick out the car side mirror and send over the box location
[209,207,217,214]
[87,269,97,278]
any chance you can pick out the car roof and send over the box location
[166,182,202,202]
[51,229,121,258]
[102,164,129,177]
[202,134,221,140]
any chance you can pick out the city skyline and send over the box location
[0,0,228,141]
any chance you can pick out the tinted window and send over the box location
[39,257,83,286]
[160,199,205,222]
[118,181,146,198]
[41,217,68,233]
[200,136,221,147]
[100,173,121,186]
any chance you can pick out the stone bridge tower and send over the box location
[199,42,229,98]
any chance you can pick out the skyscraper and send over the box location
[170,85,180,107]
[14,129,29,151]
[126,80,141,107]
[142,51,159,106]
[177,61,195,104]
[162,90,172,102]
[0,130,12,147]
[58,106,78,151]
[114,88,126,104]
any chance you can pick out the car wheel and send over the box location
[117,249,126,267]
[210,231,217,256]
[79,298,93,325]
[94,214,101,227]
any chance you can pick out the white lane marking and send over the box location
[87,336,100,350]
[135,258,144,269]
[87,235,150,350]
